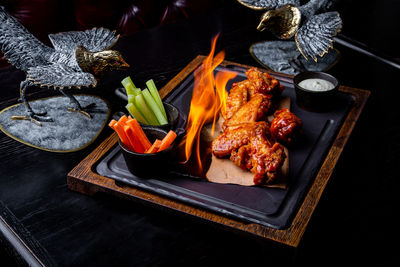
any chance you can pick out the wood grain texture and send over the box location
[67,56,369,247]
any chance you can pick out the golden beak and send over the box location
[120,58,130,69]
[257,21,267,31]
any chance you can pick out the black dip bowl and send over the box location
[293,71,339,112]
[119,127,176,178]
[139,102,180,131]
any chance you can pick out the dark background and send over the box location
[1,0,399,266]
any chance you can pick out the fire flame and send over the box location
[179,34,237,174]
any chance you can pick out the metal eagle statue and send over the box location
[237,0,342,62]
[0,6,129,125]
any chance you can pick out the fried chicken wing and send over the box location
[250,140,286,185]
[270,108,303,146]
[223,80,249,120]
[230,144,252,171]
[212,121,286,185]
[245,67,284,97]
[211,122,259,158]
[223,67,283,120]
[223,94,274,129]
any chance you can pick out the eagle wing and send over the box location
[48,27,119,55]
[237,0,300,10]
[27,63,97,89]
[295,11,342,61]
[0,7,53,71]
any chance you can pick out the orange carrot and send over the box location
[126,117,147,152]
[124,125,145,153]
[126,119,152,151]
[113,121,134,151]
[146,139,162,154]
[109,119,117,129]
[118,115,129,126]
[158,130,177,152]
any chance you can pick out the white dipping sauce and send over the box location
[298,78,335,91]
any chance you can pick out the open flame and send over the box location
[179,34,237,174]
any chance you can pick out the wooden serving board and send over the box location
[67,56,369,247]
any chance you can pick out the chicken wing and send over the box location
[250,137,286,185]
[223,94,274,129]
[211,122,258,158]
[230,144,252,171]
[270,108,302,146]
[223,80,249,120]
[212,121,286,185]
[223,68,283,120]
[245,67,284,97]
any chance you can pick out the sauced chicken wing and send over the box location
[212,121,286,185]
[223,94,274,129]
[230,144,252,171]
[249,125,286,185]
[245,67,284,97]
[211,122,259,158]
[270,108,303,146]
[223,68,283,120]
[223,80,248,120]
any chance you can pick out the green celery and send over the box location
[135,93,159,125]
[122,76,136,88]
[128,95,135,104]
[122,76,140,97]
[131,87,141,96]
[146,79,167,118]
[126,103,149,124]
[142,88,168,125]
[127,88,142,104]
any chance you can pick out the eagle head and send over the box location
[76,46,130,76]
[257,4,301,40]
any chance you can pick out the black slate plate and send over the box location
[95,65,353,229]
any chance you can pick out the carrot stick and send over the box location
[125,117,147,153]
[126,119,152,151]
[118,115,129,126]
[113,121,134,151]
[158,130,177,152]
[109,119,117,129]
[146,139,162,154]
[124,125,145,153]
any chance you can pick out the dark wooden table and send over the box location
[1,1,399,266]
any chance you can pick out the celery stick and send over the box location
[125,85,141,97]
[121,76,136,96]
[126,103,148,124]
[146,79,167,118]
[122,76,136,88]
[131,87,141,96]
[122,76,141,97]
[128,95,135,104]
[128,87,142,103]
[142,88,168,125]
[135,93,159,125]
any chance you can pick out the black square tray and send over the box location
[95,64,353,229]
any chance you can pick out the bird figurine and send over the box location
[237,0,342,62]
[0,6,129,126]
